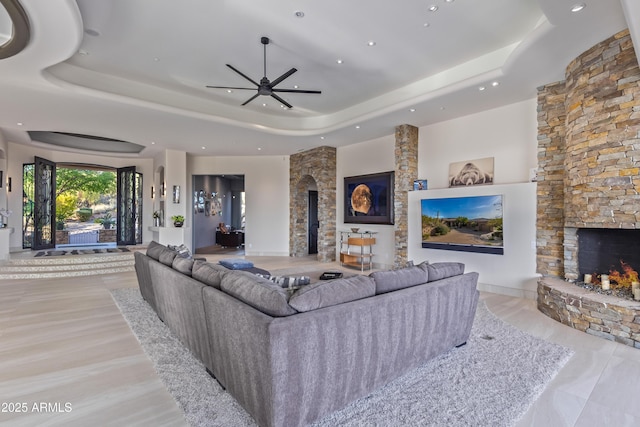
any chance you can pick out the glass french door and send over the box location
[32,156,56,250]
[24,160,141,249]
[116,166,142,246]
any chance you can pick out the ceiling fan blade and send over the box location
[206,85,258,90]
[269,68,297,88]
[272,88,322,94]
[242,93,260,106]
[271,93,293,109]
[226,64,260,87]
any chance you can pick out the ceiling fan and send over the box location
[206,37,321,109]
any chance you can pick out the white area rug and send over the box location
[111,288,573,427]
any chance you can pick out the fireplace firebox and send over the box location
[577,229,640,284]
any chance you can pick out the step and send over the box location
[0,252,136,280]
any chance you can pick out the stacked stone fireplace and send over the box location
[536,29,640,348]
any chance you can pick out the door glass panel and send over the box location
[34,157,56,249]
[22,163,34,248]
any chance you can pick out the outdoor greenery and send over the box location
[54,169,117,225]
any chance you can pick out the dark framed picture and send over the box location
[344,171,394,224]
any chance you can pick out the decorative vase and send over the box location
[154,217,160,227]
[174,221,184,228]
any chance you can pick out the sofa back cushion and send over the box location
[426,262,465,282]
[158,247,178,266]
[220,271,297,317]
[289,275,376,312]
[146,240,165,261]
[370,266,428,294]
[192,261,229,289]
[172,256,195,276]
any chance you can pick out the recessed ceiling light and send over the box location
[84,28,100,37]
[336,59,343,64]
[262,103,267,107]
[409,108,416,112]
[320,136,325,140]
[367,40,376,47]
[428,5,438,12]
[492,81,500,87]
[355,125,360,129]
[440,106,446,110]
[17,122,23,126]
[151,141,156,145]
[258,147,262,151]
[294,11,305,18]
[227,89,233,93]
[293,85,299,89]
[479,86,486,91]
[571,3,586,12]
[201,146,206,150]
[78,49,89,56]
[153,57,160,62]
[445,0,455,3]
[423,22,430,28]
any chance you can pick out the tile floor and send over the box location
[0,253,638,426]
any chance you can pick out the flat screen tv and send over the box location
[421,194,504,255]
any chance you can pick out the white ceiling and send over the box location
[0,0,637,157]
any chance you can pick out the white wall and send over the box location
[419,99,538,189]
[408,183,538,299]
[6,142,153,250]
[342,98,539,297]
[188,155,290,256]
[337,136,396,269]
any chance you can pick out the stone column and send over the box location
[394,124,418,268]
[536,81,567,278]
[289,146,337,262]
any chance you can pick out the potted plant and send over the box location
[97,212,116,229]
[171,215,185,227]
[153,211,161,227]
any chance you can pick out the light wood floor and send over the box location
[0,254,638,426]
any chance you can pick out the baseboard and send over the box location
[477,282,537,300]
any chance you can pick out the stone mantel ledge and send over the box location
[538,277,640,349]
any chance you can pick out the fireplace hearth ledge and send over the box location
[537,277,640,349]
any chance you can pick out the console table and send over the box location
[216,230,244,248]
[339,231,376,271]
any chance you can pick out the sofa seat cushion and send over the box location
[220,271,297,317]
[426,262,465,282]
[289,275,376,312]
[219,258,254,270]
[370,266,428,294]
[192,261,229,289]
[172,256,195,276]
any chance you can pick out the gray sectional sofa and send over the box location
[134,241,480,427]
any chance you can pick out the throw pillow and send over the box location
[426,262,465,282]
[370,266,428,294]
[289,275,375,312]
[256,274,311,289]
[219,258,254,270]
[220,271,297,317]
[168,243,192,259]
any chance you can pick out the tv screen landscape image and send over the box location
[421,194,504,255]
